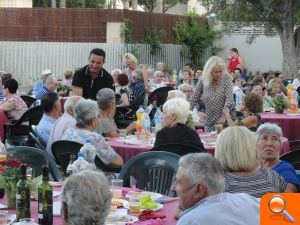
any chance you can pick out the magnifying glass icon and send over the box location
[268,195,295,223]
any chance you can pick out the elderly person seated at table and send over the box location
[35,75,58,100]
[128,69,146,104]
[154,97,204,151]
[111,69,122,94]
[116,73,131,107]
[96,88,118,138]
[150,71,165,90]
[178,83,193,102]
[264,79,283,108]
[45,96,82,155]
[215,126,287,198]
[256,124,300,192]
[177,70,194,88]
[0,79,27,121]
[61,170,111,225]
[173,153,259,225]
[62,98,123,168]
[223,92,263,132]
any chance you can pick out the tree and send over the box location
[173,12,217,65]
[162,0,188,13]
[199,0,300,78]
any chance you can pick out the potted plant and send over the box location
[273,95,290,114]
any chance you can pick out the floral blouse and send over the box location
[0,95,28,121]
[62,128,117,165]
[190,74,236,130]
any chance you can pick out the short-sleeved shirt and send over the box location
[0,95,28,121]
[190,74,236,131]
[224,168,287,198]
[96,117,118,136]
[72,65,114,100]
[35,86,51,100]
[62,128,117,165]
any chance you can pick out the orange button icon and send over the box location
[261,193,300,225]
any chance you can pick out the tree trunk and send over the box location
[123,0,129,9]
[132,0,138,10]
[154,0,162,13]
[60,0,66,8]
[295,26,300,72]
[51,0,56,8]
[277,0,298,79]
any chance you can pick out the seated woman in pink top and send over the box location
[0,79,27,121]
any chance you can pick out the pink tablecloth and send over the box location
[261,112,300,141]
[0,110,9,141]
[108,140,151,162]
[1,187,177,225]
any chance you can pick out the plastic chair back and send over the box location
[151,143,205,156]
[20,95,37,108]
[118,151,180,196]
[147,87,174,107]
[31,125,46,148]
[94,155,121,173]
[51,140,83,173]
[280,150,300,170]
[7,146,62,181]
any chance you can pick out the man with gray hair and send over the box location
[96,88,118,138]
[35,74,58,100]
[45,96,82,155]
[173,153,259,225]
[32,68,52,96]
[61,170,112,225]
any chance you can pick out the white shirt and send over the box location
[45,112,76,156]
[177,192,259,225]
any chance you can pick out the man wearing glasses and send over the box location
[72,48,114,100]
[35,75,58,100]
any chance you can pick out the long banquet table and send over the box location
[0,186,178,225]
[261,112,300,141]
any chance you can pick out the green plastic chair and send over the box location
[7,146,62,181]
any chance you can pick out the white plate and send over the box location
[111,198,129,207]
[123,202,163,212]
[125,191,162,201]
[105,214,138,224]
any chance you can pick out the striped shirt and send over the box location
[225,168,287,198]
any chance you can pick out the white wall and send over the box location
[214,34,283,74]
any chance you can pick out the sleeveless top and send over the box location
[228,56,240,73]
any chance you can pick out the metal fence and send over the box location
[0,42,211,92]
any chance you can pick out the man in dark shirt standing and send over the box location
[72,48,114,100]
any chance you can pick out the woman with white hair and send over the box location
[62,99,123,168]
[154,97,204,152]
[215,126,287,198]
[190,56,235,131]
[256,124,300,192]
[150,70,165,90]
[61,170,111,225]
[123,53,138,81]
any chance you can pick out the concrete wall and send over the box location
[0,0,32,7]
[214,34,283,74]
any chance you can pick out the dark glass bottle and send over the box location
[38,166,53,225]
[16,164,31,221]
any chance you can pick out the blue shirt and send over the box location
[36,114,57,146]
[273,161,300,186]
[35,86,50,100]
[178,193,259,225]
[32,81,44,96]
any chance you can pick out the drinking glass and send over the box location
[26,167,33,181]
[0,211,7,225]
[111,179,123,199]
[119,129,127,140]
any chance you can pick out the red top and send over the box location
[228,56,240,73]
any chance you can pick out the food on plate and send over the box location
[110,204,117,212]
[139,195,158,210]
[111,199,125,208]
[106,214,138,223]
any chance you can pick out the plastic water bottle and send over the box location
[141,112,151,144]
[71,152,90,174]
[235,90,243,111]
[154,107,163,133]
[80,140,96,170]
[290,89,298,114]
